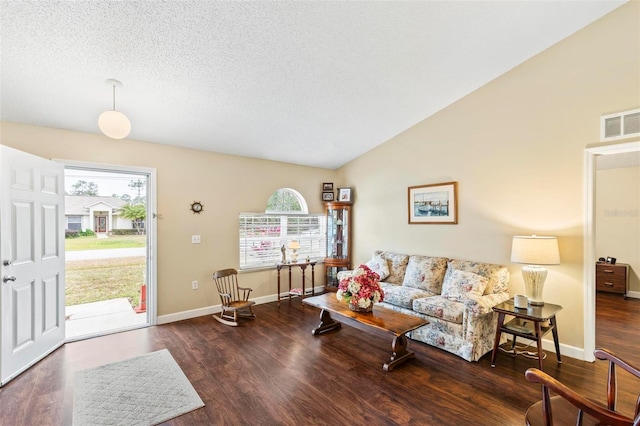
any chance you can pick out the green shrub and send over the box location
[112,229,144,235]
[65,230,79,239]
[79,229,95,237]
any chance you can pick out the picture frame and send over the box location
[408,181,458,224]
[322,182,334,191]
[322,191,334,201]
[337,187,352,203]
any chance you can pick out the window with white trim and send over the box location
[67,215,82,231]
[239,189,326,270]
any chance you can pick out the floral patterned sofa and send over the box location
[366,250,510,362]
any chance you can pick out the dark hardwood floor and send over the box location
[1,292,638,425]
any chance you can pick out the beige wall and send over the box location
[337,2,639,352]
[0,122,337,316]
[596,166,640,292]
[1,2,638,355]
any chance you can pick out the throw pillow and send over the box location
[366,254,390,280]
[441,269,488,302]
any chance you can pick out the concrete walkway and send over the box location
[66,247,146,261]
[65,298,147,340]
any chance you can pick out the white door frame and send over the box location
[58,159,158,327]
[583,140,640,362]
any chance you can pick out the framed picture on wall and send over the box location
[322,191,334,201]
[322,182,334,191]
[408,181,458,224]
[338,187,352,202]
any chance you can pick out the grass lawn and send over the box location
[65,234,146,251]
[65,257,145,307]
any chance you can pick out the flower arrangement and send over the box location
[336,264,384,312]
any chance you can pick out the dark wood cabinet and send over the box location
[596,262,629,296]
[324,201,352,291]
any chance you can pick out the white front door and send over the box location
[0,145,65,386]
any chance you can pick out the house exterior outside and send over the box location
[65,195,139,233]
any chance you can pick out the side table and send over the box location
[490,299,562,371]
[276,261,317,306]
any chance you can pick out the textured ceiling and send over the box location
[0,1,627,169]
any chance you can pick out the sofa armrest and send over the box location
[462,292,510,317]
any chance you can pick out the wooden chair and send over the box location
[525,348,640,426]
[212,268,256,326]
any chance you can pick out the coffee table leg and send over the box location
[311,309,342,335]
[383,334,415,371]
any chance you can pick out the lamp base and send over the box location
[522,265,548,306]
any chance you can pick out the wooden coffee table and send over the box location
[302,293,428,371]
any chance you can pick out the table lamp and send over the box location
[289,240,300,263]
[510,235,560,306]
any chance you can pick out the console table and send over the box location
[276,261,317,306]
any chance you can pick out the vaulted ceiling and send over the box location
[0,1,626,169]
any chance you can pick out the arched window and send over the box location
[239,189,326,270]
[265,188,307,214]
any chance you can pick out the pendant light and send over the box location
[98,79,131,139]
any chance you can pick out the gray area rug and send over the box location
[73,349,204,426]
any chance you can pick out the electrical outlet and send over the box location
[192,280,198,290]
[191,235,201,244]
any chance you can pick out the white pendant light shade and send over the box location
[98,79,131,139]
[98,110,131,139]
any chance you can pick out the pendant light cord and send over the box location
[112,84,116,111]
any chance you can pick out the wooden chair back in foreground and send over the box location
[212,268,256,326]
[524,348,640,426]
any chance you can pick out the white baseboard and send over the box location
[157,286,325,325]
[626,290,640,299]
[159,287,591,363]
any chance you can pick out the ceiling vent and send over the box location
[601,108,640,141]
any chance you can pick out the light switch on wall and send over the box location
[191,235,201,244]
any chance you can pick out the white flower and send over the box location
[357,298,371,309]
[336,289,344,301]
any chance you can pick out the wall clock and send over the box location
[190,201,204,214]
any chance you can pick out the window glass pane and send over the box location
[605,116,622,138]
[240,213,326,269]
[623,112,640,135]
[67,215,82,230]
[265,188,305,213]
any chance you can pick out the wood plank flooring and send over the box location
[0,292,638,425]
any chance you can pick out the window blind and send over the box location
[239,213,326,270]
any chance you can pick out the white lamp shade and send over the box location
[98,110,131,139]
[511,236,560,265]
[289,240,300,250]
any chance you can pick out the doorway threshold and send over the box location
[65,298,147,341]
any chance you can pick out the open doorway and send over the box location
[584,141,640,361]
[62,163,156,341]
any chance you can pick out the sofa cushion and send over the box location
[441,269,488,302]
[445,259,510,295]
[381,284,436,310]
[375,251,410,285]
[402,255,448,293]
[413,296,465,324]
[365,253,390,280]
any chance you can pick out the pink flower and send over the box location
[336,264,384,307]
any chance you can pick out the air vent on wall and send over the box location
[601,108,640,141]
